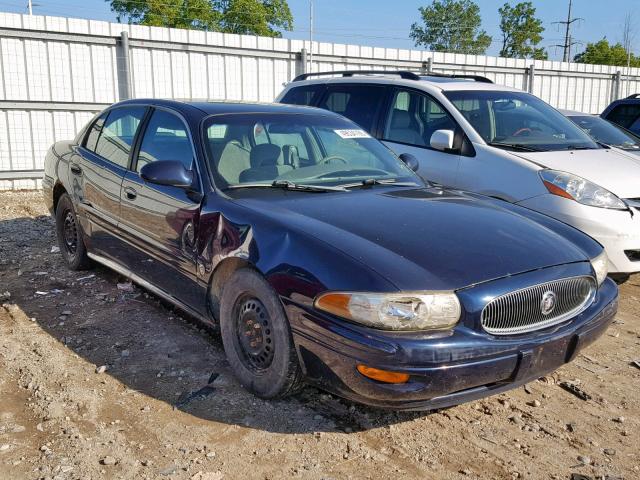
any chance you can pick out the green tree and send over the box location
[498,2,546,59]
[574,38,640,66]
[108,0,293,37]
[410,0,492,55]
[215,0,293,36]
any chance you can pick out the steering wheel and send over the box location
[322,155,348,165]
[512,127,533,137]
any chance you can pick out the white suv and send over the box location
[277,70,640,278]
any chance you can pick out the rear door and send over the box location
[73,106,146,256]
[118,107,205,311]
[380,88,461,186]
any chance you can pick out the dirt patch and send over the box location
[0,191,638,480]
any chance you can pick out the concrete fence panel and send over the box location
[1,12,640,189]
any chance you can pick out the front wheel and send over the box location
[55,193,92,270]
[219,268,303,399]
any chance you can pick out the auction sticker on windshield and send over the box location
[334,129,371,139]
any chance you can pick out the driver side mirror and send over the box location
[140,160,194,188]
[430,129,455,151]
[399,153,419,172]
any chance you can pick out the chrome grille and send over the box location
[481,276,596,335]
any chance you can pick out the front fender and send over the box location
[196,198,396,309]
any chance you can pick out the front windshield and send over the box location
[444,90,600,152]
[203,113,421,188]
[569,115,640,151]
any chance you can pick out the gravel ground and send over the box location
[0,190,638,480]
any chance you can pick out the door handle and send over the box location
[70,163,82,175]
[124,187,137,200]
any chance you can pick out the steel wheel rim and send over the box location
[62,210,78,255]
[233,296,274,372]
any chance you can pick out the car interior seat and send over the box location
[239,144,293,182]
[388,109,425,146]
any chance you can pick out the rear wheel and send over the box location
[219,268,303,399]
[55,193,92,270]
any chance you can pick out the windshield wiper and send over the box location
[339,178,421,189]
[227,180,348,192]
[563,145,596,150]
[487,142,542,152]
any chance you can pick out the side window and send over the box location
[94,107,146,168]
[84,112,108,152]
[630,116,640,135]
[605,104,640,129]
[319,85,386,133]
[279,85,324,106]
[384,89,457,148]
[136,110,194,173]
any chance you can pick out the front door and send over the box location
[380,88,461,187]
[118,108,204,312]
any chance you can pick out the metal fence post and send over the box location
[296,48,308,78]
[527,64,535,93]
[116,31,132,100]
[612,70,622,102]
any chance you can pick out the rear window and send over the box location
[318,85,387,133]
[279,85,324,106]
[604,103,640,129]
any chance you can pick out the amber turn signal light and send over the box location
[356,365,410,384]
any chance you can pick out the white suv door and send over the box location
[381,88,461,187]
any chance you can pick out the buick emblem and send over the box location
[540,291,557,316]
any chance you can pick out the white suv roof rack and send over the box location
[292,70,493,84]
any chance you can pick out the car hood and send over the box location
[233,187,592,291]
[513,148,640,198]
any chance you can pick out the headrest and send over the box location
[282,144,299,167]
[250,143,282,168]
[390,109,412,129]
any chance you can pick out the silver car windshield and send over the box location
[444,91,601,152]
[203,113,421,189]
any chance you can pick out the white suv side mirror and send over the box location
[430,130,455,151]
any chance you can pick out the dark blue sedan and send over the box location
[43,99,618,410]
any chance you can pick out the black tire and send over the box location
[609,273,630,285]
[55,193,92,270]
[219,268,303,399]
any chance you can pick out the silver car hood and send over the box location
[514,148,640,199]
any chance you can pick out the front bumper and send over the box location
[517,193,640,274]
[286,270,618,411]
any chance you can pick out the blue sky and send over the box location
[1,0,638,59]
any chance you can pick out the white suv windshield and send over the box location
[203,113,420,188]
[444,91,600,152]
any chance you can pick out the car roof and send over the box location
[285,74,522,93]
[560,109,592,116]
[113,98,340,117]
[609,94,640,105]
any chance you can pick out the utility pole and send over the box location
[553,0,582,62]
[27,0,32,15]
[309,0,314,73]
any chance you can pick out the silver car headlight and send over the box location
[540,169,626,210]
[315,291,461,331]
[590,250,609,286]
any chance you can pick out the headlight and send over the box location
[315,291,461,331]
[590,250,609,286]
[540,169,626,209]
